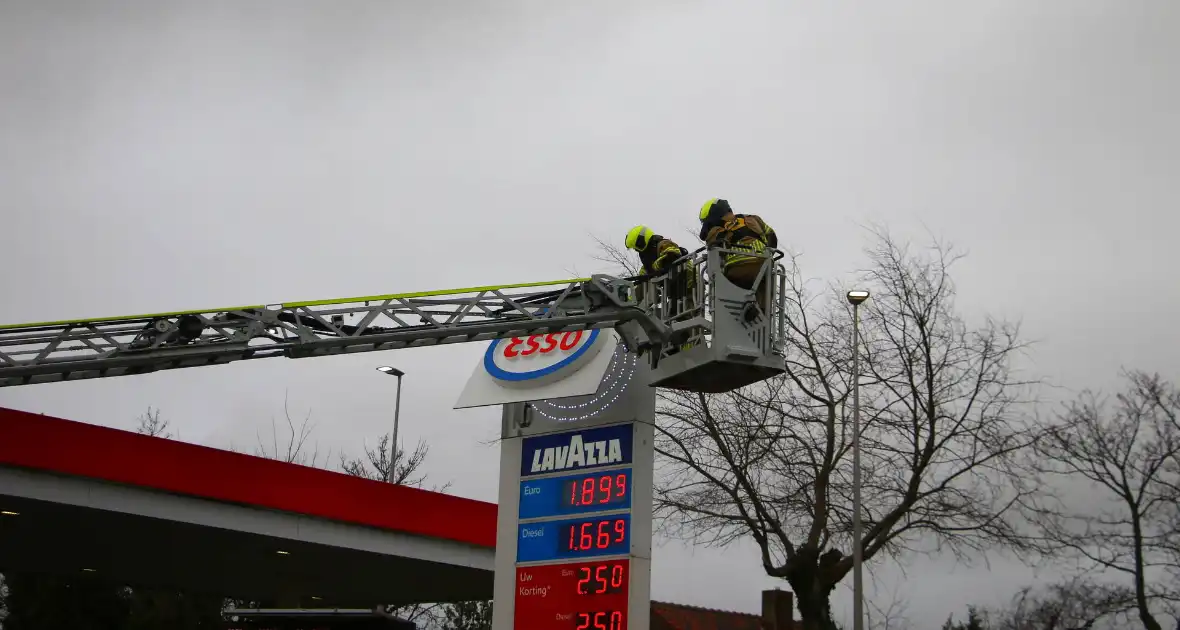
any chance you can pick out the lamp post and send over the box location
[845,289,870,630]
[375,366,405,483]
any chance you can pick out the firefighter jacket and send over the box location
[703,214,777,269]
[638,235,690,276]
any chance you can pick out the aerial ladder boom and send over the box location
[0,249,789,392]
[0,276,661,388]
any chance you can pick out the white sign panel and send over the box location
[453,329,616,409]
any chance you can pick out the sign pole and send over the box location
[490,346,654,630]
[491,403,525,630]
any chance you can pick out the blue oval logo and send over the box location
[484,329,602,382]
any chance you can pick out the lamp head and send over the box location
[846,290,870,305]
[376,366,404,377]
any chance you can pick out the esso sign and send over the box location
[484,329,606,387]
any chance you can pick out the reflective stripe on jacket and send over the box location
[639,236,690,276]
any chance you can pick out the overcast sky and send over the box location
[2,1,1178,627]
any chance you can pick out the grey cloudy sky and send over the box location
[2,1,1178,627]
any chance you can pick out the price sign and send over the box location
[502,417,651,630]
[519,468,632,519]
[517,514,631,563]
[514,559,630,630]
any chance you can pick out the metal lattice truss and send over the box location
[0,275,665,387]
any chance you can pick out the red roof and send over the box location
[0,406,497,548]
[652,601,778,630]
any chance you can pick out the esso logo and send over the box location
[484,329,605,387]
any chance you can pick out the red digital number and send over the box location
[597,521,611,548]
[575,611,624,630]
[577,567,591,595]
[594,565,608,594]
[575,563,627,596]
[568,473,628,508]
[568,520,626,552]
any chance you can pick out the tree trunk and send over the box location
[785,548,842,630]
[793,588,838,630]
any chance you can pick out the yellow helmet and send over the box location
[625,225,654,251]
[699,198,720,221]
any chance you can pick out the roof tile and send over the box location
[651,600,774,630]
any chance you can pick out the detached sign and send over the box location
[453,330,618,409]
[484,330,605,387]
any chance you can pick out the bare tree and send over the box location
[338,433,451,492]
[942,605,988,630]
[388,602,448,630]
[1027,371,1180,630]
[590,235,641,277]
[438,599,492,629]
[338,431,451,626]
[864,584,910,630]
[255,391,329,467]
[644,228,1044,630]
[986,578,1138,630]
[134,406,172,439]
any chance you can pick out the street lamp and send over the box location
[376,366,405,483]
[845,289,869,630]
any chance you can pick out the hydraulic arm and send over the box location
[0,275,665,388]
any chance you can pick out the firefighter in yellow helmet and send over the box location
[624,225,689,277]
[625,225,695,352]
[698,198,777,317]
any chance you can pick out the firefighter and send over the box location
[625,225,695,351]
[697,198,777,318]
[625,225,689,277]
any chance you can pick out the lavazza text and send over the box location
[528,433,625,475]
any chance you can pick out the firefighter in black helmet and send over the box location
[698,198,777,317]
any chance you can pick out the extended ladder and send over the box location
[0,251,789,392]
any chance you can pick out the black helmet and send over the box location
[698,197,732,239]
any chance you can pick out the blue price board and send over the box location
[519,468,632,520]
[521,422,633,478]
[516,514,632,563]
